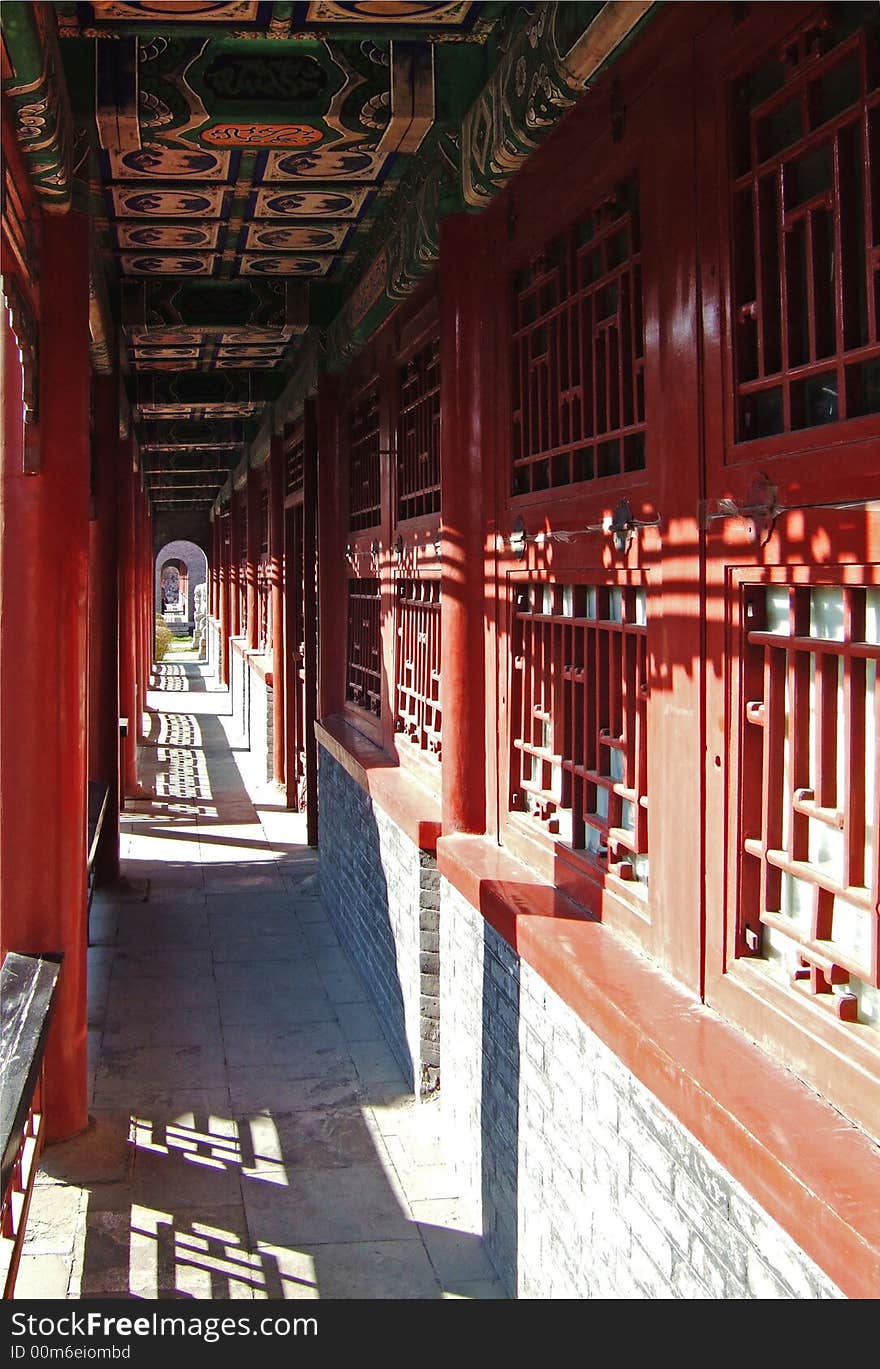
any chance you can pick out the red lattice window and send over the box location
[238,497,248,634]
[510,581,649,883]
[345,577,381,716]
[738,581,880,1027]
[259,484,269,554]
[511,180,646,497]
[285,423,304,498]
[257,555,270,648]
[397,338,440,521]
[394,578,442,757]
[348,385,381,532]
[732,16,880,441]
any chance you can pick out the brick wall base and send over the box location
[440,877,843,1299]
[318,746,439,1098]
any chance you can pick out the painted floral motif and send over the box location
[202,123,324,146]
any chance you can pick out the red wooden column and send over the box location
[132,476,143,733]
[316,374,344,719]
[269,435,285,783]
[438,211,497,835]
[118,436,139,795]
[144,492,153,691]
[230,492,242,640]
[246,465,259,651]
[0,211,91,1140]
[210,511,218,620]
[88,376,121,884]
[219,510,230,684]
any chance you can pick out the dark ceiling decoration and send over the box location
[45,0,505,492]
[2,4,657,508]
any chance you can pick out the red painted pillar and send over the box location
[269,436,285,783]
[317,374,344,720]
[144,495,153,684]
[230,492,242,640]
[88,376,121,885]
[119,437,139,796]
[219,511,230,685]
[210,511,218,621]
[439,212,498,836]
[132,479,142,729]
[246,465,259,652]
[140,482,151,717]
[0,211,91,1140]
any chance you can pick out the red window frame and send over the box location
[257,477,270,650]
[719,4,880,464]
[390,298,442,776]
[698,0,880,1135]
[493,92,668,957]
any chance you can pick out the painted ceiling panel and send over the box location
[46,0,511,473]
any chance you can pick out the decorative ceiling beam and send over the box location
[325,2,657,371]
[0,3,75,213]
[122,280,308,339]
[461,1,655,209]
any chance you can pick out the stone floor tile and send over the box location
[224,1032,350,1074]
[14,664,511,1301]
[218,988,335,1029]
[347,1039,408,1087]
[77,1203,258,1300]
[242,1165,416,1246]
[333,1001,385,1043]
[442,1279,509,1299]
[417,1222,503,1286]
[255,1239,442,1300]
[316,970,370,1005]
[228,1071,364,1116]
[37,1115,135,1188]
[20,1185,83,1257]
[242,1108,388,1176]
[13,1253,73,1299]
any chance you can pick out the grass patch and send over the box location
[167,634,195,652]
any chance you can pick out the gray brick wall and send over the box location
[318,746,439,1097]
[246,668,272,786]
[440,877,844,1300]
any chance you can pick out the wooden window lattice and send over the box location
[285,423,304,498]
[739,583,880,1021]
[259,484,269,554]
[511,181,646,496]
[348,386,381,532]
[732,17,880,441]
[397,338,441,521]
[345,578,381,716]
[395,578,442,757]
[257,555,270,648]
[238,497,248,634]
[511,582,649,882]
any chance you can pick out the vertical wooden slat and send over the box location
[789,587,812,861]
[843,588,867,890]
[761,645,786,913]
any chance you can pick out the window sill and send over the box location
[316,715,441,851]
[437,832,880,1300]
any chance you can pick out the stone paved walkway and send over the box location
[16,660,505,1301]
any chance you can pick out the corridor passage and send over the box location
[16,662,505,1301]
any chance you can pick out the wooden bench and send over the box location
[0,952,61,1298]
